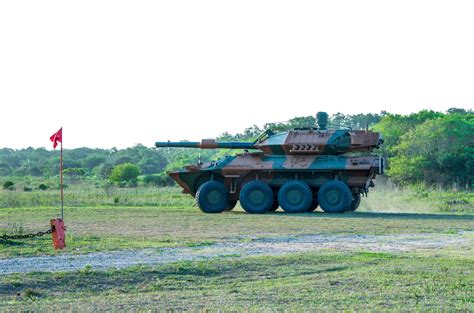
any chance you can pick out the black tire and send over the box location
[225,200,238,211]
[239,181,274,214]
[317,180,352,213]
[195,181,228,213]
[307,198,319,212]
[278,180,312,213]
[347,193,361,212]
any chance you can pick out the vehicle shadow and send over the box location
[278,211,474,221]
[226,210,474,221]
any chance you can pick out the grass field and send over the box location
[0,184,473,310]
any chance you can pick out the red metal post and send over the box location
[51,218,65,249]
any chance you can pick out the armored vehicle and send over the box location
[156,112,384,214]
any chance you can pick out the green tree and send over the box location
[139,156,168,174]
[0,163,12,176]
[83,155,106,170]
[64,168,86,184]
[109,163,141,187]
[373,110,444,155]
[388,114,473,188]
[329,112,386,130]
[447,107,472,114]
[114,156,133,166]
[97,162,114,179]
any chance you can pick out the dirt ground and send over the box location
[1,231,471,275]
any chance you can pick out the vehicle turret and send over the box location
[156,112,383,155]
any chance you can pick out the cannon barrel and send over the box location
[155,139,256,149]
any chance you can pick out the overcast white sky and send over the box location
[1,1,473,149]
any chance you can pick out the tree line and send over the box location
[0,108,472,189]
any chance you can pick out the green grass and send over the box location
[0,185,193,208]
[1,187,473,258]
[1,251,472,311]
[361,183,474,214]
[1,185,473,310]
[1,206,473,259]
[1,181,472,214]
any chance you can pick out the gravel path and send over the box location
[0,233,470,275]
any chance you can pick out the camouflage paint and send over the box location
[156,112,384,201]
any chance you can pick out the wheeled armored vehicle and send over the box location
[156,112,384,214]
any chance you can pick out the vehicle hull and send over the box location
[169,153,381,201]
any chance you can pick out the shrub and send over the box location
[64,168,85,185]
[143,173,175,186]
[143,174,161,186]
[109,163,141,187]
[38,184,49,190]
[2,181,14,191]
[98,163,114,179]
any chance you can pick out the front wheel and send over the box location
[317,180,352,213]
[196,181,229,213]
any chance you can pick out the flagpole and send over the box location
[60,137,64,220]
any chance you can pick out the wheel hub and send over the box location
[326,189,341,205]
[206,190,221,205]
[287,189,303,205]
[249,189,265,205]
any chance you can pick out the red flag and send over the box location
[50,128,62,149]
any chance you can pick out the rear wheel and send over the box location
[317,180,352,213]
[278,180,312,213]
[346,193,361,212]
[239,181,273,214]
[195,181,228,213]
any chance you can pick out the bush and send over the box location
[38,184,49,190]
[109,163,141,187]
[102,181,117,197]
[3,181,15,191]
[143,174,161,186]
[143,173,174,186]
[63,168,85,178]
[98,163,114,179]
